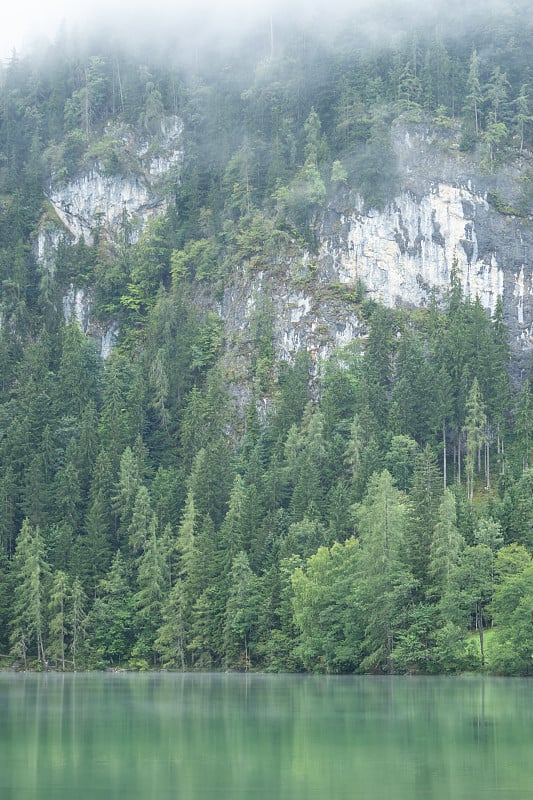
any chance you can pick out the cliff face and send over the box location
[318,181,532,378]
[37,118,533,380]
[47,117,183,243]
[223,122,532,385]
[36,117,183,355]
[318,123,532,378]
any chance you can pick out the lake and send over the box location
[1,672,532,799]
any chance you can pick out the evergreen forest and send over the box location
[0,0,533,674]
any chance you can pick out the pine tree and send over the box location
[88,550,134,666]
[428,489,464,601]
[485,66,510,125]
[355,470,414,672]
[155,579,189,669]
[464,378,488,502]
[133,529,168,665]
[514,83,533,154]
[113,446,142,547]
[406,445,443,591]
[70,576,88,670]
[127,484,156,556]
[175,489,197,583]
[10,519,50,668]
[188,515,226,665]
[48,570,70,670]
[219,475,247,571]
[464,49,483,136]
[81,450,115,591]
[515,380,532,472]
[0,466,18,556]
[223,551,262,669]
[54,321,102,420]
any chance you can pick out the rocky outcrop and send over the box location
[48,170,166,242]
[45,116,183,243]
[321,185,504,314]
[314,123,533,379]
[35,115,533,381]
[36,117,183,356]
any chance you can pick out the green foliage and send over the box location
[88,550,134,666]
[48,570,70,669]
[292,539,361,673]
[353,120,399,211]
[10,520,50,668]
[331,160,348,185]
[133,529,168,664]
[491,550,533,674]
[155,579,189,669]
[428,489,464,601]
[223,551,262,669]
[1,11,533,676]
[355,470,415,672]
[171,238,219,284]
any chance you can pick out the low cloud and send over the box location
[1,0,520,63]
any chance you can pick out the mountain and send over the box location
[0,4,533,674]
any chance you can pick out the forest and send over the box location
[0,0,532,674]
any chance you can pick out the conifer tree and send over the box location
[114,446,142,547]
[175,489,197,583]
[89,550,134,666]
[128,484,156,556]
[70,576,88,670]
[428,489,464,602]
[464,49,482,136]
[133,529,167,664]
[81,450,115,590]
[155,579,189,669]
[223,551,262,669]
[406,445,443,591]
[48,570,70,670]
[464,378,488,502]
[515,380,532,472]
[355,470,414,672]
[10,519,50,668]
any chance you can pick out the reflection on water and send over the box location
[0,673,532,799]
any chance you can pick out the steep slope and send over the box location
[37,117,532,384]
[319,122,532,378]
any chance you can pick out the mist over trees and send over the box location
[0,0,532,673]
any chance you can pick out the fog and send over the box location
[0,0,525,64]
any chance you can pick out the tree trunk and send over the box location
[386,624,394,674]
[442,421,447,489]
[478,602,485,667]
[38,633,46,667]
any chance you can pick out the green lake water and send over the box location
[1,672,533,799]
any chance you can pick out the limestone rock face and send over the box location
[224,172,532,387]
[48,170,165,242]
[35,116,533,381]
[36,117,183,356]
[314,123,533,379]
[46,116,183,242]
[325,186,503,313]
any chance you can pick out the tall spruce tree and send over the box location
[10,519,50,668]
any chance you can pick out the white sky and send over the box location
[1,1,79,59]
[1,0,290,60]
[0,0,501,63]
[0,1,115,60]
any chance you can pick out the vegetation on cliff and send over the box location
[0,2,532,673]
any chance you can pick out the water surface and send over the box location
[1,673,532,799]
